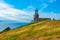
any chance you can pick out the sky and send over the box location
[0,0,60,23]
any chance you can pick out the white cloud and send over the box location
[39,11,60,20]
[22,6,35,20]
[42,3,48,8]
[22,5,60,20]
[40,3,48,11]
[0,0,59,23]
[48,0,56,3]
[38,0,56,3]
[37,0,56,11]
[0,0,4,2]
[23,6,35,13]
[0,1,32,22]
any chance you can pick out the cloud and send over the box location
[22,6,35,20]
[38,0,56,3]
[37,0,56,11]
[40,3,48,11]
[0,0,59,23]
[47,0,56,3]
[22,5,60,20]
[0,0,32,22]
[39,11,60,20]
[23,6,35,13]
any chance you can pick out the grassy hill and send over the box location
[0,20,60,40]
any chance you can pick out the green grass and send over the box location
[0,20,60,40]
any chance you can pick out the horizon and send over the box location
[0,0,60,31]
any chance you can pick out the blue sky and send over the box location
[4,0,60,13]
[0,0,60,23]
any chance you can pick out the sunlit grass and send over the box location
[0,20,60,40]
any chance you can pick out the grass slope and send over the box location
[0,20,60,40]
